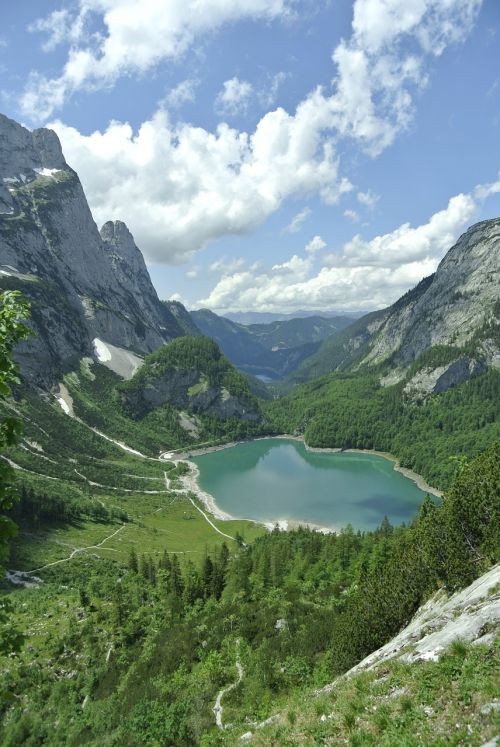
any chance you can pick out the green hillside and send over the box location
[1,439,498,745]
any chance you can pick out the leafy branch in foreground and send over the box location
[0,290,31,572]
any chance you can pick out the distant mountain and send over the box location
[292,219,500,393]
[0,113,185,387]
[224,309,361,325]
[191,308,321,379]
[246,315,352,350]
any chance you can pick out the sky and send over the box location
[1,0,500,314]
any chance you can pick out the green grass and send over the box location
[3,378,265,576]
[236,639,500,746]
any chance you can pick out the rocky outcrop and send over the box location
[120,337,263,423]
[404,355,487,398]
[294,221,499,384]
[362,219,500,367]
[342,562,500,673]
[124,368,261,422]
[0,113,185,387]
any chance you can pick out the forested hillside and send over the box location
[1,441,498,745]
[265,364,500,489]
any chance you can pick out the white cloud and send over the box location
[328,193,476,269]
[209,257,247,273]
[344,209,360,222]
[35,0,483,267]
[326,0,482,156]
[357,189,379,209]
[164,79,198,109]
[283,207,312,234]
[29,9,86,52]
[199,188,481,312]
[52,105,349,263]
[259,71,288,108]
[185,265,200,279]
[168,291,191,308]
[305,235,327,253]
[215,77,254,116]
[23,0,292,119]
[474,173,500,200]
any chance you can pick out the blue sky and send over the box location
[1,0,499,312]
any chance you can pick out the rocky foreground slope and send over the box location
[0,113,185,387]
[237,564,500,744]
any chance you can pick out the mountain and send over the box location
[224,309,361,325]
[245,315,353,350]
[190,308,320,380]
[120,336,262,423]
[0,113,185,387]
[163,300,201,337]
[293,219,500,391]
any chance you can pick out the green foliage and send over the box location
[264,366,500,489]
[0,291,30,574]
[1,440,497,744]
[121,336,259,412]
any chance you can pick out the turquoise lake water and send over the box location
[191,438,428,531]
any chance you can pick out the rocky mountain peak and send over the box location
[0,113,187,387]
[0,113,67,178]
[100,219,149,275]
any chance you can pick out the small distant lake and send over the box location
[191,438,429,532]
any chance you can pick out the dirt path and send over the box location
[213,639,243,730]
[27,525,126,574]
[187,497,238,542]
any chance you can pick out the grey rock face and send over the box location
[0,114,185,386]
[362,219,500,367]
[404,356,487,398]
[125,368,261,422]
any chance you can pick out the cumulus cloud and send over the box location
[198,188,482,312]
[164,79,199,110]
[38,0,483,265]
[23,0,292,119]
[305,235,327,254]
[283,207,312,234]
[209,257,247,273]
[51,106,350,263]
[215,77,254,116]
[344,209,360,222]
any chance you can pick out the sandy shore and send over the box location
[178,461,236,522]
[170,433,442,533]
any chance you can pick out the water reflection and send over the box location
[192,438,426,532]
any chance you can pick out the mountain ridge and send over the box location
[0,113,184,387]
[292,219,500,389]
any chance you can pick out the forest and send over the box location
[265,366,500,488]
[0,441,498,744]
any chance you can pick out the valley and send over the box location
[0,111,498,746]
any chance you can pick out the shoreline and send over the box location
[169,434,442,534]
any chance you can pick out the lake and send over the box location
[191,438,429,532]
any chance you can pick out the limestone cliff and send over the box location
[0,113,185,387]
[294,219,500,392]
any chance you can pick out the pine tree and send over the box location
[128,546,138,573]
